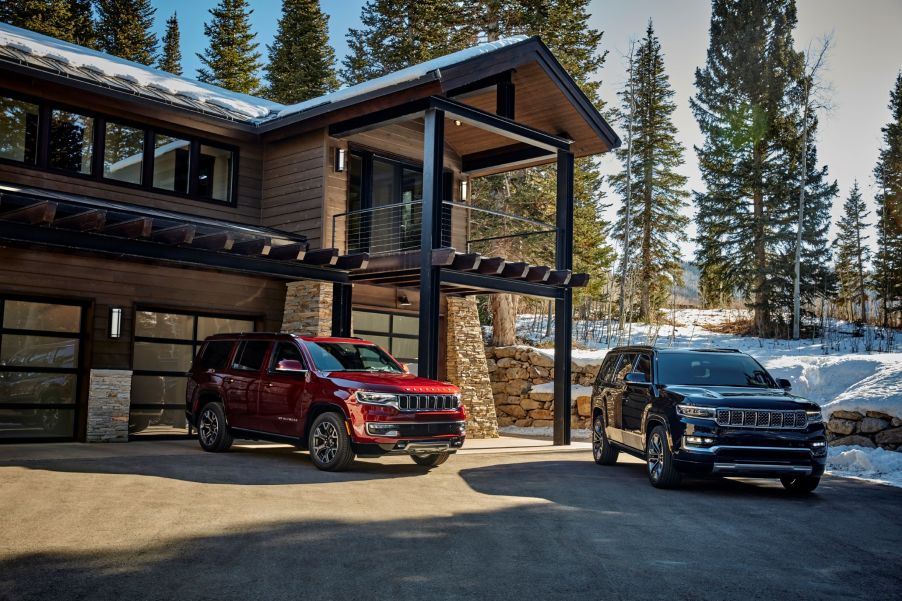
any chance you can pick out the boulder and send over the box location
[520,399,542,410]
[505,380,529,395]
[493,393,508,405]
[828,435,876,448]
[496,357,518,368]
[866,410,895,420]
[527,351,555,368]
[532,366,550,379]
[532,419,553,428]
[859,417,890,434]
[514,418,532,428]
[493,347,518,358]
[830,410,863,421]
[497,416,515,427]
[530,391,554,402]
[506,367,528,381]
[875,427,902,445]
[529,409,553,420]
[826,418,857,436]
[497,404,526,418]
[485,359,497,373]
[893,417,902,428]
[576,395,592,417]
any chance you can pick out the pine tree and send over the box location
[692,0,835,337]
[197,0,262,94]
[157,12,182,75]
[264,0,338,104]
[833,182,870,323]
[341,0,469,85]
[96,0,157,65]
[872,73,902,328]
[610,22,689,321]
[1,0,97,47]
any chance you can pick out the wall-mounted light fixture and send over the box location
[334,147,346,172]
[398,294,411,307]
[459,179,469,202]
[454,119,462,127]
[109,307,122,339]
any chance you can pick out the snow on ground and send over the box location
[527,382,593,398]
[826,446,902,487]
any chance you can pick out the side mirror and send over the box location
[776,378,792,391]
[625,372,649,385]
[275,359,307,374]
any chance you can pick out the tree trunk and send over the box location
[753,144,768,338]
[490,293,518,346]
[793,102,808,339]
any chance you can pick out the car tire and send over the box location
[780,475,820,494]
[646,425,681,489]
[592,414,619,465]
[197,402,233,452]
[411,452,450,468]
[308,412,355,472]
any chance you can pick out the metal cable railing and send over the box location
[331,200,556,258]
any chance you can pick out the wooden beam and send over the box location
[525,265,551,283]
[232,237,272,256]
[152,224,195,245]
[334,253,369,270]
[430,247,457,267]
[501,261,529,279]
[104,217,152,238]
[476,256,505,275]
[1,200,57,225]
[568,273,590,288]
[53,209,106,231]
[302,247,339,266]
[546,269,572,286]
[268,242,307,261]
[192,231,234,251]
[450,252,482,271]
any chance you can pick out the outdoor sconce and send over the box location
[334,147,346,172]
[398,294,411,307]
[459,179,469,202]
[109,307,122,339]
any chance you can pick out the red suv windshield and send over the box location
[303,341,405,373]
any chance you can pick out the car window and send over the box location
[613,353,638,385]
[595,354,619,388]
[197,341,233,370]
[231,340,270,371]
[657,353,777,388]
[635,354,652,381]
[303,341,404,373]
[270,342,305,369]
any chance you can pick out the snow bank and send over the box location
[528,382,593,398]
[499,426,591,441]
[531,347,609,368]
[826,446,902,488]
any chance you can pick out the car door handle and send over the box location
[226,377,234,384]
[265,382,274,388]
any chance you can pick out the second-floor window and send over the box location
[0,90,238,205]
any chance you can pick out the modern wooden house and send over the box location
[0,23,619,444]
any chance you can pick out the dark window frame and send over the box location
[230,340,271,372]
[352,308,419,363]
[0,87,240,207]
[268,341,307,372]
[0,294,89,443]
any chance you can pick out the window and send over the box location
[352,309,418,372]
[303,341,404,373]
[152,133,190,193]
[0,95,39,164]
[130,309,255,437]
[635,354,653,381]
[197,341,234,371]
[232,340,270,371]
[595,354,619,387]
[270,342,304,369]
[657,353,776,388]
[49,109,94,174]
[0,297,84,441]
[103,121,145,184]
[197,144,233,202]
[612,353,638,385]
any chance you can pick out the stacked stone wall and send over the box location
[446,298,498,438]
[485,346,604,429]
[827,410,902,451]
[281,281,333,335]
[85,369,131,442]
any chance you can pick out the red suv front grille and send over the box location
[397,394,459,411]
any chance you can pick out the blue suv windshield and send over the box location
[658,353,776,388]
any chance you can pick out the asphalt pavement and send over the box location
[0,439,899,601]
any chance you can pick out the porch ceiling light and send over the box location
[334,147,346,172]
[454,119,461,126]
[109,307,122,339]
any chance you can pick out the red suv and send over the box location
[185,333,466,471]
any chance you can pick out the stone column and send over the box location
[445,297,498,438]
[85,369,132,442]
[281,281,334,336]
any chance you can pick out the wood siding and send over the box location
[0,246,287,370]
[261,130,327,248]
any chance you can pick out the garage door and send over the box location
[0,297,85,441]
[130,309,255,437]
[352,310,419,373]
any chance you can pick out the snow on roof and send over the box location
[272,36,530,121]
[0,21,281,120]
[0,22,530,126]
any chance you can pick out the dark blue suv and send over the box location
[590,347,827,492]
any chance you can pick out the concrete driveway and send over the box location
[0,439,899,601]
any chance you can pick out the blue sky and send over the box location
[151,0,902,255]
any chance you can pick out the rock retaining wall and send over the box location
[826,410,902,451]
[485,346,604,429]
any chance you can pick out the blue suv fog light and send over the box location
[684,435,715,447]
